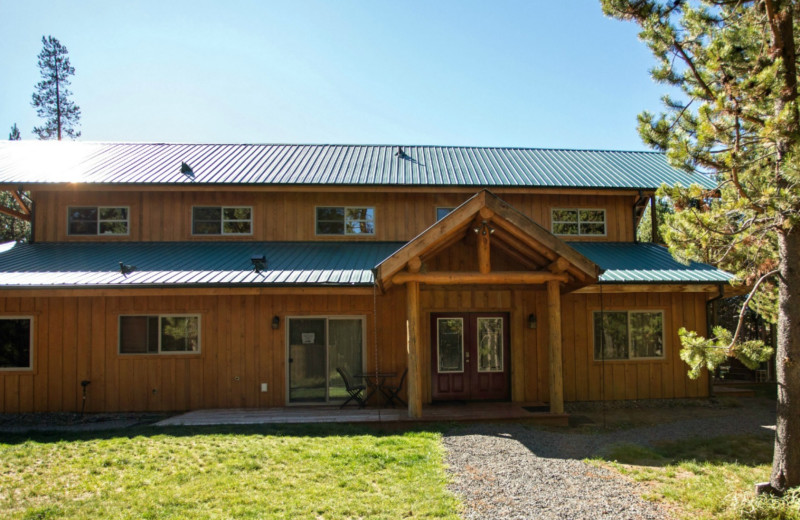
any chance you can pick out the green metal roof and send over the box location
[0,142,716,190]
[0,241,405,288]
[0,240,732,289]
[570,242,733,284]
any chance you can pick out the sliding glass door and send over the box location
[287,317,364,404]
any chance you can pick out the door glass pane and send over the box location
[288,318,327,402]
[437,318,463,373]
[477,317,503,372]
[328,319,363,401]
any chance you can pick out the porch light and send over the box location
[272,316,280,329]
[528,313,537,329]
[251,255,267,273]
[473,220,495,236]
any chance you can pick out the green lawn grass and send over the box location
[0,424,460,520]
[591,433,800,520]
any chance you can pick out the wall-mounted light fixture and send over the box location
[528,313,537,329]
[251,255,267,273]
[272,316,280,329]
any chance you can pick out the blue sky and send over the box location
[1,1,665,150]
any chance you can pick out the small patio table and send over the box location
[354,372,397,406]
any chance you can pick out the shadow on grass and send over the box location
[0,420,458,446]
[597,432,774,469]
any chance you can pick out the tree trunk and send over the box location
[771,227,800,492]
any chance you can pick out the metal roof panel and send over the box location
[569,242,733,284]
[0,240,733,288]
[0,142,716,189]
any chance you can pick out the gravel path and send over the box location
[443,403,776,520]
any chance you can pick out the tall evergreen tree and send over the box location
[31,35,81,140]
[8,123,21,141]
[602,0,800,494]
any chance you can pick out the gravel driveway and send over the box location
[443,401,776,520]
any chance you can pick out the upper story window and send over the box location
[316,207,375,235]
[192,206,252,235]
[68,207,129,236]
[593,310,664,360]
[0,317,33,370]
[551,208,606,236]
[119,315,200,355]
[436,207,454,221]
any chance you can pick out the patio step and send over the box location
[713,385,756,398]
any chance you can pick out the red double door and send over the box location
[430,312,510,401]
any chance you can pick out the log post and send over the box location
[477,225,491,274]
[547,279,564,414]
[406,281,423,418]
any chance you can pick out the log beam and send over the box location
[490,239,540,270]
[0,205,31,222]
[548,257,570,274]
[406,281,423,418]
[547,279,564,414]
[10,191,30,215]
[392,271,569,286]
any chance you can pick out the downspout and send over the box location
[29,195,35,244]
[650,196,658,244]
[633,191,642,244]
[706,284,725,397]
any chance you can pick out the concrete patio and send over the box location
[155,402,567,427]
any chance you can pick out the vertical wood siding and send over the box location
[32,191,636,243]
[0,289,707,412]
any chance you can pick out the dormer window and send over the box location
[316,207,375,235]
[68,207,129,236]
[551,209,606,236]
[192,206,252,235]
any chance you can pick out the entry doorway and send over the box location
[287,317,364,404]
[431,312,510,401]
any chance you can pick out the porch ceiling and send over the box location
[374,189,601,291]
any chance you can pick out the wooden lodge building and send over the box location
[0,142,732,417]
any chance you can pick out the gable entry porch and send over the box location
[374,190,600,418]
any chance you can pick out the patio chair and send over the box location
[383,368,408,407]
[336,367,366,409]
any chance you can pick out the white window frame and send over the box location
[118,314,202,355]
[315,206,376,236]
[436,317,465,374]
[592,310,665,361]
[436,207,455,221]
[191,206,253,236]
[0,316,33,371]
[67,206,130,236]
[551,208,607,237]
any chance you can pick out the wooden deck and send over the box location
[155,402,568,427]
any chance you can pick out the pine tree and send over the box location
[602,0,800,494]
[31,35,81,140]
[8,123,21,141]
